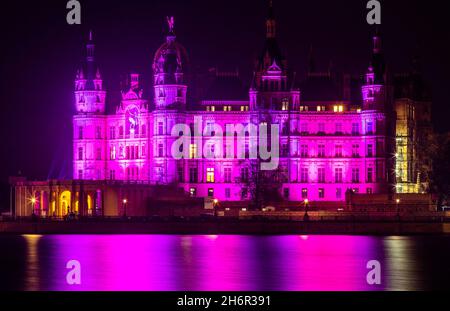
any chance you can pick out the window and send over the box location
[95,148,101,160]
[189,168,198,183]
[352,144,360,157]
[333,105,344,112]
[189,144,197,159]
[158,122,164,135]
[190,187,197,197]
[300,145,309,157]
[119,126,124,138]
[110,127,116,139]
[319,188,325,199]
[135,146,139,159]
[241,167,249,182]
[206,106,216,112]
[241,188,248,199]
[366,122,373,135]
[78,147,83,160]
[318,145,325,157]
[335,123,342,134]
[300,123,308,134]
[301,168,309,183]
[96,126,102,139]
[302,188,308,199]
[141,145,146,157]
[335,145,343,157]
[317,106,326,112]
[126,146,130,159]
[318,123,325,134]
[208,188,214,197]
[367,144,373,157]
[367,188,373,194]
[283,188,290,199]
[225,188,231,199]
[78,169,83,179]
[352,123,360,135]
[300,106,309,112]
[178,166,184,182]
[224,168,232,183]
[207,168,215,183]
[223,106,232,112]
[109,170,115,180]
[335,168,343,183]
[352,168,360,183]
[367,167,373,183]
[158,144,164,157]
[318,168,325,183]
[131,146,135,159]
[141,125,146,137]
[281,98,289,111]
[110,146,116,160]
[240,106,249,111]
[78,126,83,139]
[336,188,342,199]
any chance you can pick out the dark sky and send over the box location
[0,0,449,183]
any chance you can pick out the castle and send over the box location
[72,4,432,206]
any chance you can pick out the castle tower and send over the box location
[250,0,299,111]
[74,31,106,114]
[151,17,188,184]
[152,16,188,110]
[361,31,386,111]
[73,31,107,181]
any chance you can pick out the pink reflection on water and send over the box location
[42,234,384,291]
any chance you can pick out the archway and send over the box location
[60,191,71,216]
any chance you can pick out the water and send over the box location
[0,234,449,291]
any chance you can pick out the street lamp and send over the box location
[122,198,128,217]
[31,197,36,216]
[396,198,400,218]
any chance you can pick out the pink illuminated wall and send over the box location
[73,16,391,202]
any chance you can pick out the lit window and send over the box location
[190,188,197,197]
[189,144,197,159]
[207,168,215,183]
[300,106,308,112]
[206,106,216,112]
[223,106,232,112]
[240,106,249,111]
[281,98,289,111]
[317,106,326,112]
[333,105,344,113]
[110,146,116,160]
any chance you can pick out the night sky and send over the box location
[0,0,449,185]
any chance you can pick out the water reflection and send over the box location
[22,234,42,291]
[9,234,447,291]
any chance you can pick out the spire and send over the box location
[86,30,95,62]
[266,0,276,38]
[373,27,382,54]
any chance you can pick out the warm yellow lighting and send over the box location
[396,199,400,204]
[31,197,36,204]
[213,199,219,205]
[123,199,127,204]
[304,199,309,204]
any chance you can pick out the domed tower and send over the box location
[153,16,188,110]
[151,17,188,184]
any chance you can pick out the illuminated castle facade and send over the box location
[72,5,430,203]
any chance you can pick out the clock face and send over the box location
[126,106,140,130]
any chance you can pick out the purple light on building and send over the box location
[73,4,393,203]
